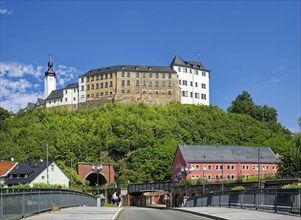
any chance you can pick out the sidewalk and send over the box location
[175,206,301,220]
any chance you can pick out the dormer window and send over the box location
[121,66,124,70]
[135,66,139,70]
[148,67,152,71]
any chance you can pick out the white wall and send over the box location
[172,65,209,105]
[79,77,86,103]
[44,75,56,99]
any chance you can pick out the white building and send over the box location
[4,161,69,188]
[170,55,210,105]
[45,83,79,110]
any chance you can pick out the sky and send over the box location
[0,0,300,132]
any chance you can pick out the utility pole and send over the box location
[70,158,73,190]
[46,144,49,184]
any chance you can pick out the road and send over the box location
[117,207,211,220]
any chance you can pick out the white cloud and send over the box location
[0,60,82,113]
[0,7,12,15]
[0,61,43,79]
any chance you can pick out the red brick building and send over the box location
[78,162,115,186]
[172,145,279,183]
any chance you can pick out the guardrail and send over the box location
[186,188,301,216]
[0,188,97,220]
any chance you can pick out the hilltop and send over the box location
[0,103,293,185]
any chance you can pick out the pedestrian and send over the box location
[112,192,118,206]
[118,195,123,207]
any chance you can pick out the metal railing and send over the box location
[128,182,174,194]
[0,188,97,220]
[186,189,301,216]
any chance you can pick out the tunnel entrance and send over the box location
[86,173,107,186]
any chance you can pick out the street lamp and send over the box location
[181,165,191,199]
[92,163,102,195]
[221,156,224,194]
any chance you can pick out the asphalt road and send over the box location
[117,207,211,220]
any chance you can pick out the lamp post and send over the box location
[221,156,224,194]
[92,163,102,195]
[181,165,191,206]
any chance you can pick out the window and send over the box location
[215,165,219,170]
[110,81,113,87]
[182,91,188,97]
[182,80,188,86]
[87,77,90,82]
[216,175,219,180]
[142,73,146,78]
[190,92,193,98]
[122,72,125,77]
[48,101,51,104]
[91,76,94,81]
[41,176,45,180]
[189,69,192,73]
[96,75,99,80]
[202,83,206,89]
[100,75,103,80]
[65,98,67,102]
[127,80,130,86]
[127,90,130,93]
[136,80,140,86]
[168,81,172,87]
[207,175,211,180]
[194,70,198,75]
[127,72,130,77]
[231,175,235,180]
[231,165,235,170]
[220,165,223,170]
[105,82,108,88]
[91,84,94,89]
[167,90,172,94]
[155,81,159,87]
[142,80,146,86]
[183,68,188,73]
[202,71,206,76]
[121,90,125,93]
[81,77,84,83]
[148,90,153,94]
[100,83,103,88]
[121,80,125,86]
[105,74,108,79]
[227,165,230,170]
[109,73,112,78]
[203,165,207,170]
[162,81,166,87]
[195,82,198,87]
[149,73,153,78]
[154,73,159,78]
[178,67,181,72]
[227,175,230,180]
[162,73,165,78]
[168,73,171,78]
[190,81,193,86]
[136,72,139,77]
[201,94,207,100]
[54,100,56,103]
[149,81,152,86]
[65,90,68,94]
[51,164,54,171]
[179,80,181,85]
[155,90,159,94]
[73,97,76,101]
[96,83,99,89]
[208,165,212,170]
[142,90,146,94]
[195,93,200,99]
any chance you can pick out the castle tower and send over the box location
[44,55,56,99]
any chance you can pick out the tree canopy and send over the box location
[0,102,293,186]
[227,91,278,123]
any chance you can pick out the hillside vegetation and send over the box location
[0,102,294,186]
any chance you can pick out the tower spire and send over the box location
[48,54,53,72]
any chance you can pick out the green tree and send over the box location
[0,107,11,120]
[227,91,255,116]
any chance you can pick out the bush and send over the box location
[231,186,245,191]
[282,184,301,189]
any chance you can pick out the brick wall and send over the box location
[78,162,115,184]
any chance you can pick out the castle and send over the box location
[32,55,210,110]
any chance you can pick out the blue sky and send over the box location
[0,1,300,132]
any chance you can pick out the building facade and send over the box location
[170,56,210,105]
[4,161,69,187]
[172,145,278,183]
[43,55,210,110]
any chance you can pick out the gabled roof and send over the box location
[37,98,45,106]
[170,55,208,71]
[4,161,53,185]
[178,145,278,163]
[46,89,64,100]
[80,65,176,77]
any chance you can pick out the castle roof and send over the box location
[170,55,208,71]
[80,65,176,77]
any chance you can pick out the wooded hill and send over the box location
[0,102,294,187]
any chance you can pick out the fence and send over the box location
[0,188,97,220]
[186,188,301,216]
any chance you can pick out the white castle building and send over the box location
[40,55,210,110]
